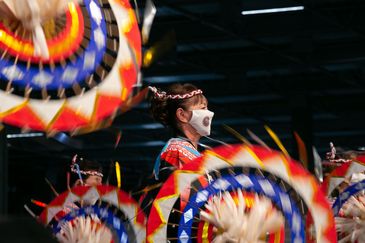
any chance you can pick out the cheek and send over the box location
[85,176,102,186]
[186,111,193,121]
[85,178,93,185]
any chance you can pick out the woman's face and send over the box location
[175,95,212,137]
[84,175,102,186]
[183,98,208,121]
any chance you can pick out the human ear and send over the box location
[176,107,190,123]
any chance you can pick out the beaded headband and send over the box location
[70,165,104,177]
[71,155,104,178]
[149,86,203,100]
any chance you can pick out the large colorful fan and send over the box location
[39,185,146,243]
[0,0,141,132]
[332,179,365,242]
[314,149,365,242]
[322,154,365,196]
[146,145,336,243]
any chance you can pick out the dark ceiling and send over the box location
[3,0,365,214]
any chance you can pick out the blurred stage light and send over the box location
[241,6,304,15]
[7,133,43,139]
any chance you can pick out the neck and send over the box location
[179,124,201,149]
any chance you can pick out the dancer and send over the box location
[54,156,103,217]
[70,155,103,187]
[37,155,146,243]
[136,83,214,217]
[149,83,214,180]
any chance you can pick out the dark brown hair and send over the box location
[150,83,206,135]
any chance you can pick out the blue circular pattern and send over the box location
[178,173,305,243]
[52,205,129,243]
[332,178,365,216]
[0,0,107,90]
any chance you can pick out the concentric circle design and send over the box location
[0,2,84,63]
[39,185,146,243]
[0,0,141,132]
[146,145,336,243]
[0,0,108,91]
[319,155,365,243]
[178,173,303,243]
[52,204,130,242]
[331,179,365,242]
[332,179,365,216]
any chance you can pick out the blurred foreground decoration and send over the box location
[0,0,142,134]
[38,185,146,243]
[146,144,336,242]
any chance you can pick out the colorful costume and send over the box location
[146,144,336,243]
[39,185,146,243]
[138,137,201,218]
[153,137,201,180]
[321,146,365,242]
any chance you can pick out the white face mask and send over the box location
[189,109,214,136]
